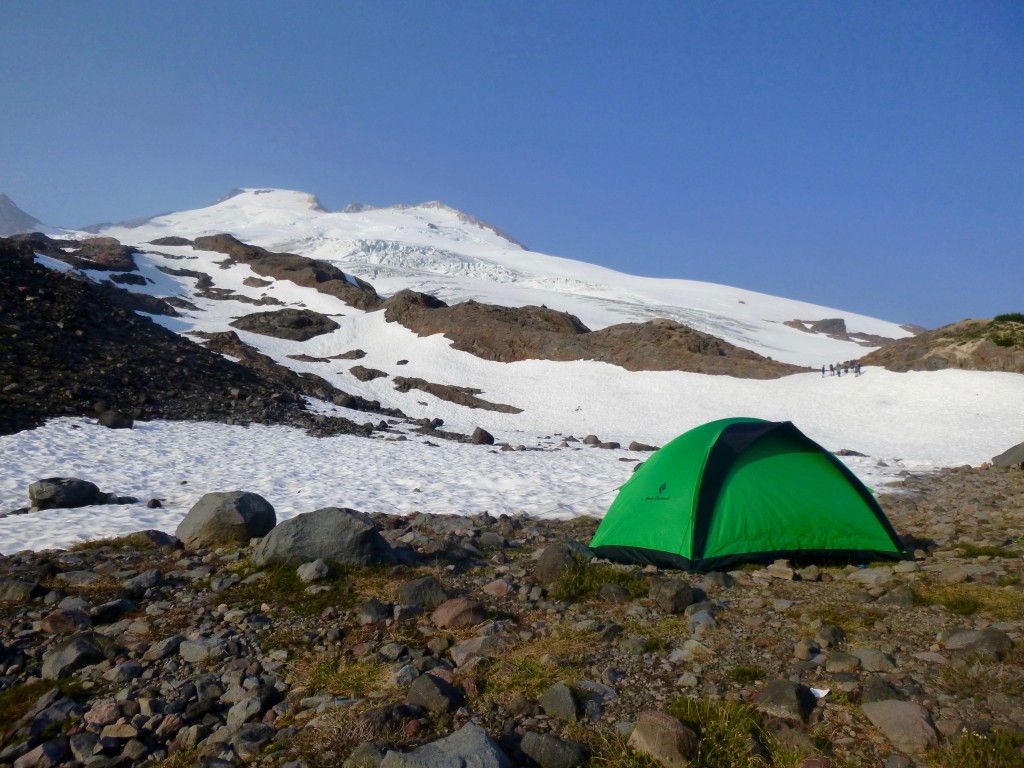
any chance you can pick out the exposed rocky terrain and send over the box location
[782,319,900,349]
[382,291,808,379]
[0,238,383,437]
[861,318,1024,374]
[0,465,1021,768]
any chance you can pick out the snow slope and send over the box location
[97,188,913,367]
[2,188,1020,552]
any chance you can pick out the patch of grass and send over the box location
[664,696,804,768]
[935,654,1024,699]
[726,665,765,686]
[814,604,884,632]
[288,654,394,699]
[67,532,164,552]
[621,614,690,653]
[996,574,1021,587]
[561,722,661,768]
[927,728,1024,768]
[913,581,1020,620]
[548,556,647,602]
[480,627,592,703]
[953,543,1017,559]
[0,679,59,742]
[0,678,91,745]
[287,702,409,768]
[144,749,199,768]
[228,561,363,617]
[994,312,1024,323]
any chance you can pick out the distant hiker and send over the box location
[829,363,834,376]
[855,361,862,376]
[821,365,826,377]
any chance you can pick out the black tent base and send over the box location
[591,544,909,574]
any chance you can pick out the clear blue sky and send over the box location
[2,1,1021,328]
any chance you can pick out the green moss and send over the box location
[548,556,647,601]
[726,665,765,686]
[228,561,366,616]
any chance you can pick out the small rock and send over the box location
[627,710,698,768]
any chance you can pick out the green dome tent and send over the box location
[590,417,905,572]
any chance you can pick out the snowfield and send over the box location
[1,188,1021,552]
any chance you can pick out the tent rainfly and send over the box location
[589,417,906,572]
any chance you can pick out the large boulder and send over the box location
[175,491,277,550]
[535,541,593,585]
[251,507,397,567]
[861,700,938,754]
[627,710,698,767]
[29,478,101,510]
[380,722,513,768]
[41,633,107,679]
[230,308,340,341]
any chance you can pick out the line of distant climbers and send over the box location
[822,361,862,377]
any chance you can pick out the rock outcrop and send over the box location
[863,317,1024,373]
[383,291,807,378]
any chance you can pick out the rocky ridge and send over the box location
[861,318,1024,374]
[0,465,1021,767]
[0,238,382,437]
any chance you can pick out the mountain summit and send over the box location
[0,194,43,236]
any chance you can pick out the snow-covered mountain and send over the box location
[93,188,913,367]
[2,187,1022,552]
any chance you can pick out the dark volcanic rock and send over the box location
[229,308,340,341]
[193,233,380,310]
[250,507,398,567]
[379,722,513,768]
[28,478,101,510]
[97,410,133,429]
[393,376,522,413]
[193,330,402,419]
[350,365,389,381]
[383,292,805,378]
[0,236,368,436]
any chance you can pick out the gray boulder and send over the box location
[41,633,106,679]
[396,575,449,609]
[943,627,1013,661]
[97,410,133,429]
[753,680,817,723]
[251,507,397,567]
[406,673,464,714]
[535,541,592,585]
[520,731,589,768]
[862,700,938,754]
[229,308,340,341]
[0,577,38,603]
[471,427,495,445]
[175,491,276,550]
[29,478,101,510]
[538,681,578,722]
[650,578,695,614]
[627,710,698,768]
[992,441,1024,468]
[380,722,513,768]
